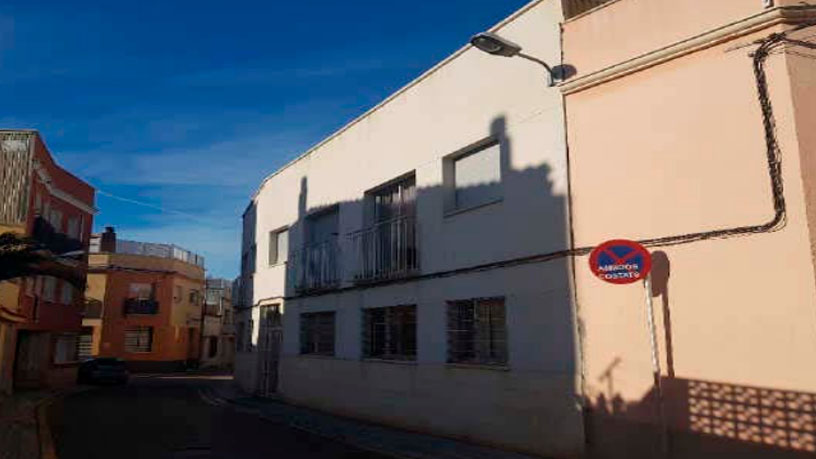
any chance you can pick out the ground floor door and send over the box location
[13,331,48,389]
[257,304,282,397]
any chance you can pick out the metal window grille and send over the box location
[0,132,33,226]
[124,327,153,353]
[362,305,417,361]
[77,331,93,360]
[447,298,507,366]
[300,312,335,355]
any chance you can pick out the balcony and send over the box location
[123,298,159,315]
[288,239,341,293]
[563,0,614,19]
[32,217,83,255]
[349,216,419,283]
[83,299,103,319]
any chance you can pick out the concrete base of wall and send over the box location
[278,355,585,458]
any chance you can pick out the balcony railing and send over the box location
[32,217,83,255]
[288,239,341,292]
[564,0,614,19]
[123,298,159,315]
[349,216,419,283]
[83,299,103,319]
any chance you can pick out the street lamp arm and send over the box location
[516,52,557,86]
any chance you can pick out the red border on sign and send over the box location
[589,239,652,285]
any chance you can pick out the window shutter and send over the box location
[269,231,278,265]
[277,230,288,263]
[454,142,501,209]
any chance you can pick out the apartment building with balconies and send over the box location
[201,278,235,369]
[236,1,583,456]
[0,130,96,392]
[83,227,206,372]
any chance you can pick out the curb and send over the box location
[34,387,94,459]
[35,400,57,459]
[210,392,422,459]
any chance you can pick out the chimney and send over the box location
[100,226,117,253]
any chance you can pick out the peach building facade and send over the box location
[564,0,816,457]
[84,228,206,372]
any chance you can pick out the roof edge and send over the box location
[248,0,555,202]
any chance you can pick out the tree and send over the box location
[0,232,86,288]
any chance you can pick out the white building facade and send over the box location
[236,1,584,455]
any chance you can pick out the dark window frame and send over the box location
[300,311,336,356]
[446,297,507,366]
[362,305,417,361]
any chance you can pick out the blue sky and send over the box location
[0,0,530,278]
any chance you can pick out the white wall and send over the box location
[242,0,581,456]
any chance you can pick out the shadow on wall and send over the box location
[586,250,816,459]
[237,115,583,453]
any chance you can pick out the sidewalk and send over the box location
[205,381,545,459]
[0,390,61,459]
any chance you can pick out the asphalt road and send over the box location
[49,375,388,459]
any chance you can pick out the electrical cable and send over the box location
[284,24,816,299]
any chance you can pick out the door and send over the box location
[257,304,282,397]
[13,331,47,389]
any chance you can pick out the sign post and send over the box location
[590,240,668,456]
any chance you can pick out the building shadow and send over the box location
[234,114,582,455]
[586,250,816,458]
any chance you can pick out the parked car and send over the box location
[77,358,129,385]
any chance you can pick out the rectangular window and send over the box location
[66,217,80,239]
[129,283,154,300]
[49,209,63,232]
[365,175,416,224]
[300,311,335,356]
[125,327,153,353]
[60,282,74,305]
[42,276,56,302]
[269,228,289,265]
[189,289,200,305]
[307,208,339,245]
[53,333,79,364]
[447,297,507,366]
[451,141,502,211]
[363,305,416,361]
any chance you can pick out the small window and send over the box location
[49,209,63,232]
[42,276,56,302]
[53,333,78,364]
[125,326,153,353]
[189,289,200,305]
[447,297,507,366]
[269,228,289,265]
[174,285,182,303]
[129,283,154,300]
[60,282,74,305]
[448,141,502,212]
[363,305,416,361]
[25,277,34,297]
[66,217,80,240]
[300,311,335,356]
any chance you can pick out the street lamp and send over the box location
[469,32,560,86]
